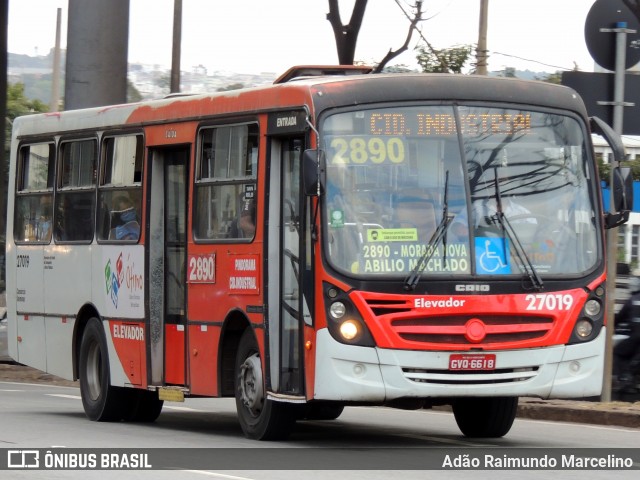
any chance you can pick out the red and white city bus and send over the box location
[6,66,632,440]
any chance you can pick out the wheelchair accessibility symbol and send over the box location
[475,237,511,274]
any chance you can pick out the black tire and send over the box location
[123,390,164,422]
[234,329,296,440]
[303,402,345,421]
[78,318,126,422]
[452,397,518,438]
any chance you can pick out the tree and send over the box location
[415,44,473,74]
[326,0,369,65]
[326,0,423,71]
[153,74,171,96]
[6,83,48,123]
[127,80,143,103]
[373,1,423,73]
[535,71,562,84]
[3,84,49,246]
[497,67,516,78]
[217,83,244,92]
[597,154,612,185]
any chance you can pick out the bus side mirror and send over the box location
[302,149,326,196]
[605,166,633,229]
[589,116,633,229]
[590,116,625,163]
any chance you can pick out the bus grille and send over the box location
[361,297,554,348]
[402,366,539,385]
[390,315,554,344]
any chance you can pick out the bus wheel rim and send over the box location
[239,352,264,416]
[86,341,102,401]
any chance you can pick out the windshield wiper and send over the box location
[491,169,544,291]
[404,171,453,292]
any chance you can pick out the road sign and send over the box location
[585,0,640,71]
[562,71,640,135]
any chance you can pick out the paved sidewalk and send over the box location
[518,397,640,428]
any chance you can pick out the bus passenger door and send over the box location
[148,146,189,386]
[267,136,310,396]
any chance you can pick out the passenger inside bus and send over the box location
[110,194,140,240]
[229,190,256,239]
[238,195,256,238]
[36,195,52,242]
[394,193,437,242]
[450,195,535,242]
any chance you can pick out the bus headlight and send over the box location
[339,320,360,341]
[323,282,376,347]
[575,319,593,338]
[584,299,601,317]
[329,301,346,319]
[568,285,605,344]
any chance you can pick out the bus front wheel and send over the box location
[234,328,296,440]
[79,317,126,422]
[452,397,518,438]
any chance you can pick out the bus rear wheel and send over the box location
[79,318,126,422]
[452,396,518,438]
[234,329,296,440]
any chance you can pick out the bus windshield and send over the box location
[321,104,598,279]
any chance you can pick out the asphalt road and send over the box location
[1,381,639,479]
[1,291,638,431]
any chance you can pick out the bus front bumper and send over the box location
[313,328,605,402]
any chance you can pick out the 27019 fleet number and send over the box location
[525,294,573,311]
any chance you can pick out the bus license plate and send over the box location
[449,354,496,371]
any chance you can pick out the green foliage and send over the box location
[154,74,171,95]
[596,153,612,183]
[415,44,473,74]
[596,154,640,184]
[623,158,640,180]
[497,67,516,78]
[535,71,562,84]
[6,82,48,119]
[3,84,50,250]
[381,64,415,74]
[127,80,143,103]
[216,83,245,92]
[6,83,49,154]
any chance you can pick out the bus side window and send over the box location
[194,123,258,242]
[55,192,95,242]
[13,142,55,243]
[97,135,143,242]
[55,139,97,243]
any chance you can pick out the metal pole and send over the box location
[170,0,182,93]
[49,8,62,112]
[476,0,489,75]
[612,23,628,133]
[603,22,630,403]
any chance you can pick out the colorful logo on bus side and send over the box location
[104,253,125,308]
[103,250,144,310]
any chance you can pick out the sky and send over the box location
[8,0,601,75]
